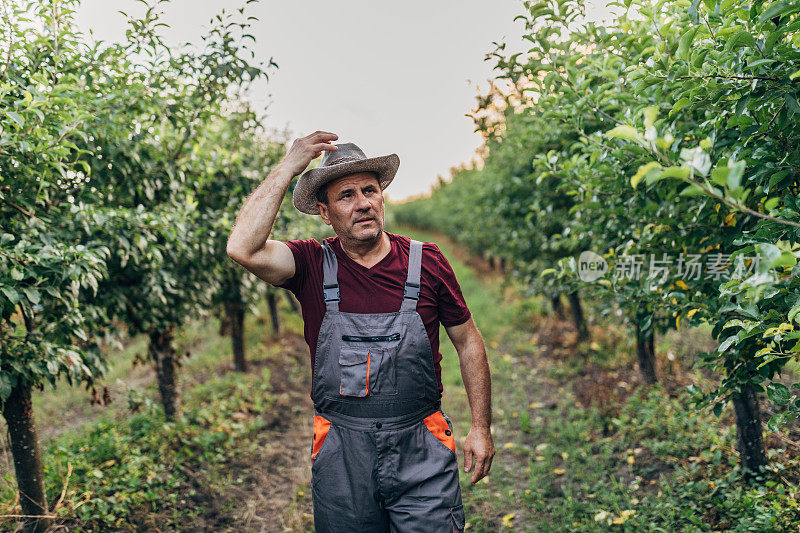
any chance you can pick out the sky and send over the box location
[75,0,614,202]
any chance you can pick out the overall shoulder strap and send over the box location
[401,239,423,311]
[321,240,340,311]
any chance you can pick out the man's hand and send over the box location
[445,317,494,484]
[463,426,494,484]
[277,130,339,178]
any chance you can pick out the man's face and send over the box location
[317,172,384,242]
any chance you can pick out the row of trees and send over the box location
[395,0,800,477]
[1,1,321,530]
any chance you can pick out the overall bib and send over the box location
[309,239,465,533]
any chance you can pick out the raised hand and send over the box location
[278,130,339,178]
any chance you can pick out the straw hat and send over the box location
[292,142,400,215]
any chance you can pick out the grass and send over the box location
[0,294,303,531]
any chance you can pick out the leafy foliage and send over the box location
[395,0,800,449]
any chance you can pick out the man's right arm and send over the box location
[225,131,339,286]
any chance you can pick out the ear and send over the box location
[317,202,331,225]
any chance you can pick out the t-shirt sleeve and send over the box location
[430,243,471,327]
[275,238,318,294]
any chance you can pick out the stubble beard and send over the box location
[354,221,383,243]
[344,214,384,245]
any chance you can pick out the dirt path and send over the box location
[184,332,317,533]
[223,333,315,533]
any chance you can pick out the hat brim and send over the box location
[292,153,400,215]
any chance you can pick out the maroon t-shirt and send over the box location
[276,231,471,400]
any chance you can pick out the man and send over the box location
[226,131,493,532]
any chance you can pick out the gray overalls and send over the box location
[309,239,465,532]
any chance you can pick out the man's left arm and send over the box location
[445,317,494,484]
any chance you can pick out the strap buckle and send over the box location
[403,281,420,301]
[323,283,340,302]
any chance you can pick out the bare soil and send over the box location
[168,332,316,533]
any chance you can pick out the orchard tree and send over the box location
[78,1,271,418]
[0,1,110,529]
[395,0,800,477]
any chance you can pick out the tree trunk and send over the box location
[225,304,247,372]
[551,294,565,319]
[499,257,507,273]
[2,380,52,533]
[634,318,658,384]
[732,382,767,476]
[285,290,301,315]
[218,309,231,336]
[567,291,589,343]
[488,256,496,270]
[148,326,180,420]
[267,292,280,335]
[226,303,247,372]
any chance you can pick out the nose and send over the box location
[354,190,372,211]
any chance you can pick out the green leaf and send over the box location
[631,162,660,188]
[727,159,745,189]
[692,48,710,68]
[769,170,790,190]
[642,106,658,129]
[6,111,23,127]
[757,1,800,24]
[768,412,790,432]
[0,286,20,305]
[739,303,760,319]
[718,335,738,353]
[765,29,781,54]
[688,0,702,23]
[679,184,707,196]
[658,166,690,179]
[724,30,756,52]
[22,287,39,305]
[670,98,692,118]
[710,166,729,186]
[0,374,12,403]
[756,243,781,269]
[785,92,800,114]
[772,251,797,269]
[735,94,751,117]
[606,125,640,141]
[723,319,747,331]
[747,58,776,68]
[677,27,698,61]
[767,382,791,405]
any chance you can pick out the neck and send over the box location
[339,230,391,266]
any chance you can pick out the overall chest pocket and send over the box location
[338,333,400,397]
